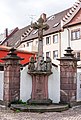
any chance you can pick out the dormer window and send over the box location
[53,23,60,28]
[32,30,38,35]
[48,15,55,21]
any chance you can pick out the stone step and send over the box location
[10,104,69,112]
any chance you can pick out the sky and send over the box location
[0,0,77,33]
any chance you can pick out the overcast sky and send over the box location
[0,0,77,33]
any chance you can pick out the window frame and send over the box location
[71,29,80,40]
[46,51,51,57]
[74,51,80,60]
[53,50,58,59]
[53,34,58,43]
[46,36,51,45]
[27,42,29,47]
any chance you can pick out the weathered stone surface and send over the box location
[1,48,23,106]
[58,47,78,104]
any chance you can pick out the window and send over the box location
[46,36,51,45]
[36,41,38,44]
[46,52,51,57]
[48,15,55,21]
[77,52,80,60]
[53,23,60,28]
[32,30,38,35]
[71,29,80,40]
[27,42,29,47]
[53,34,58,43]
[0,66,4,71]
[74,52,80,60]
[53,50,58,59]
[23,44,25,47]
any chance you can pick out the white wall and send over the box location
[43,34,59,65]
[20,65,32,102]
[0,65,60,103]
[61,29,68,57]
[63,25,81,51]
[19,42,33,52]
[0,65,80,103]
[20,65,60,103]
[77,68,81,101]
[0,71,4,100]
[48,65,60,103]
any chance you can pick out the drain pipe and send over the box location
[59,32,61,58]
[67,28,70,47]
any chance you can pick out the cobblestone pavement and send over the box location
[0,106,81,120]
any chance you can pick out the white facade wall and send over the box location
[61,29,68,57]
[20,66,32,102]
[0,71,4,100]
[18,42,34,52]
[48,65,60,103]
[70,25,81,50]
[20,65,60,103]
[32,39,38,52]
[77,68,81,102]
[43,34,59,65]
[62,25,81,52]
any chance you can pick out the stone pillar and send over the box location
[1,48,23,106]
[58,47,78,105]
[28,72,52,105]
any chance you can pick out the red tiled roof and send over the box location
[64,8,81,27]
[0,45,36,65]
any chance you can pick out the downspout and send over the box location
[59,32,61,58]
[67,28,70,47]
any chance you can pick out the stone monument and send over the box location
[28,16,52,104]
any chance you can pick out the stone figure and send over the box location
[46,56,52,72]
[28,55,35,72]
[34,54,38,71]
[40,57,45,71]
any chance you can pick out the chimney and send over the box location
[41,13,47,22]
[5,28,8,38]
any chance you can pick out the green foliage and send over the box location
[11,99,27,105]
[15,109,21,113]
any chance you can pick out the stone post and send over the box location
[58,47,78,105]
[1,48,23,106]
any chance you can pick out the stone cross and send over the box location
[32,16,49,71]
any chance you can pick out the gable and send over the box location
[66,8,81,26]
[62,1,81,27]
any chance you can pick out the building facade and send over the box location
[1,0,81,65]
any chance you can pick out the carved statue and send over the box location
[40,57,45,71]
[46,56,52,72]
[28,55,35,72]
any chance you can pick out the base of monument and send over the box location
[27,99,52,105]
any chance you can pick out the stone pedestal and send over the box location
[58,47,78,104]
[28,72,52,105]
[1,48,23,106]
